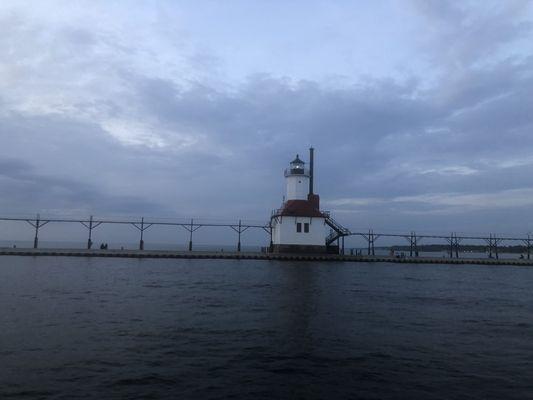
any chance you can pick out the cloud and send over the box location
[412,0,533,68]
[0,155,165,216]
[0,1,532,239]
[394,188,533,210]
[327,187,533,215]
[417,166,478,176]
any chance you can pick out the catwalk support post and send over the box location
[26,214,50,249]
[261,222,273,252]
[238,220,241,252]
[361,230,379,256]
[131,217,153,250]
[446,233,461,258]
[181,219,201,251]
[34,214,40,249]
[140,217,145,250]
[230,220,250,252]
[521,234,531,260]
[88,215,94,249]
[80,215,103,249]
[189,219,193,251]
[405,232,419,257]
[484,234,501,259]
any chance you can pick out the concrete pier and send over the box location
[1,247,532,266]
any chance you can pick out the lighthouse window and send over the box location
[304,223,309,233]
[296,223,302,232]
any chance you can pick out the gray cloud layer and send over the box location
[1,1,533,238]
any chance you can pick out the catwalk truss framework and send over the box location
[0,215,531,259]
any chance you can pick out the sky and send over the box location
[1,0,533,245]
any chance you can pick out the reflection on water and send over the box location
[276,263,319,355]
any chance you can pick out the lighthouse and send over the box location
[270,148,329,253]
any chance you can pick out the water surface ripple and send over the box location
[1,257,532,399]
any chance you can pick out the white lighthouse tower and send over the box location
[270,148,328,253]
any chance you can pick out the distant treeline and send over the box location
[389,244,530,254]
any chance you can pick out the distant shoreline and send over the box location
[390,244,529,254]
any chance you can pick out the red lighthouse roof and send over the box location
[272,195,326,218]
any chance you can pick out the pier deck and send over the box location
[0,248,532,266]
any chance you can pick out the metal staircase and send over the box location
[325,216,351,246]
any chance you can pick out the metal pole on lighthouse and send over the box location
[309,147,314,196]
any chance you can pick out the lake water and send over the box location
[1,257,532,399]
